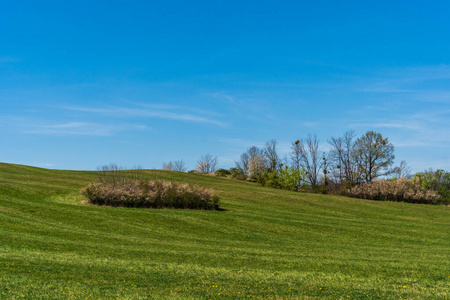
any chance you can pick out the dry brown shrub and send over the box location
[81,180,220,210]
[347,178,441,204]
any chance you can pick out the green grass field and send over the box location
[0,163,449,299]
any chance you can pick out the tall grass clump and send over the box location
[81,164,220,209]
[346,178,443,204]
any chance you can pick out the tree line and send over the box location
[161,130,449,204]
[235,131,400,188]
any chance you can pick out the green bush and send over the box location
[229,168,247,180]
[258,167,307,191]
[413,169,450,202]
[81,180,220,210]
[215,168,232,177]
[312,185,327,194]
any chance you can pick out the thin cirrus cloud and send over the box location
[0,56,20,63]
[353,122,420,130]
[349,109,450,148]
[206,91,236,104]
[357,65,450,100]
[25,122,147,137]
[61,105,228,127]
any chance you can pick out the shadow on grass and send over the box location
[82,200,228,211]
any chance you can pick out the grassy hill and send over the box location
[0,163,449,299]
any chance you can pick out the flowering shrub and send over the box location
[81,180,220,210]
[346,178,443,204]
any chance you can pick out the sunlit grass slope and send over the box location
[0,163,449,299]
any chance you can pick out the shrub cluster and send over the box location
[214,168,248,180]
[81,180,220,210]
[214,168,232,177]
[258,167,308,191]
[228,168,247,180]
[346,178,443,204]
[413,169,450,202]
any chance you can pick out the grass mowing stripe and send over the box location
[1,163,449,299]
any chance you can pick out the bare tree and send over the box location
[393,160,412,179]
[162,161,173,171]
[235,146,266,174]
[328,136,344,183]
[291,140,302,171]
[264,139,280,172]
[280,154,289,168]
[343,131,358,184]
[196,154,218,174]
[235,152,250,174]
[172,160,186,172]
[290,139,305,185]
[328,131,357,185]
[248,146,262,160]
[291,134,323,186]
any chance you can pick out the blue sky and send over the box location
[1,0,449,172]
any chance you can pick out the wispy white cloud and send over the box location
[349,109,450,148]
[0,56,20,63]
[413,91,450,103]
[406,158,450,172]
[216,155,238,166]
[357,65,450,103]
[61,104,228,127]
[215,137,294,161]
[216,137,263,148]
[302,121,321,128]
[340,65,450,162]
[131,102,223,118]
[206,91,236,104]
[350,122,420,130]
[25,122,148,136]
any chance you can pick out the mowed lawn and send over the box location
[0,163,449,299]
